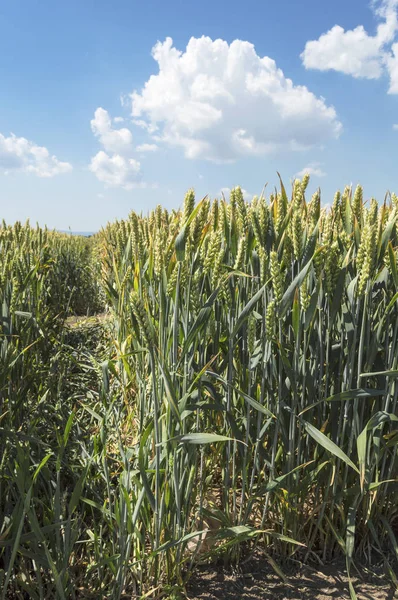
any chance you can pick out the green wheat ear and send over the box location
[2,178,398,599]
[130,291,154,345]
[182,189,195,224]
[265,299,276,339]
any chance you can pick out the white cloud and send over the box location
[302,24,387,79]
[132,119,158,134]
[130,36,341,162]
[136,143,158,152]
[301,0,398,93]
[393,123,398,129]
[0,132,72,177]
[295,162,326,178]
[89,107,150,189]
[113,116,125,123]
[387,42,398,91]
[120,93,130,108]
[91,107,133,154]
[89,151,142,190]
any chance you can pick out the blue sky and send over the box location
[0,0,397,230]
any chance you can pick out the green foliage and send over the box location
[1,180,398,599]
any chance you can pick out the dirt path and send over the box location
[187,556,398,600]
[65,311,111,329]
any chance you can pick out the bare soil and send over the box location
[65,312,111,328]
[187,555,398,600]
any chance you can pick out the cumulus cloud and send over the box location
[295,162,326,178]
[89,107,150,189]
[89,151,141,190]
[301,0,398,93]
[130,36,341,162]
[302,25,388,79]
[136,143,158,152]
[133,119,158,134]
[387,42,398,91]
[91,107,133,154]
[0,132,72,177]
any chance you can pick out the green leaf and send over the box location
[301,219,320,267]
[157,357,182,426]
[150,529,209,555]
[365,410,398,430]
[304,279,320,331]
[358,413,398,490]
[168,433,233,445]
[1,488,32,600]
[369,479,398,491]
[236,388,275,419]
[68,465,89,515]
[14,310,32,319]
[263,530,306,547]
[299,388,385,416]
[380,516,398,561]
[360,369,398,378]
[63,412,75,446]
[292,287,300,339]
[180,286,221,361]
[32,453,52,483]
[279,258,313,317]
[216,526,305,547]
[218,525,255,538]
[232,283,266,337]
[206,370,275,418]
[259,461,315,494]
[301,419,359,473]
[277,172,289,207]
[387,241,398,288]
[138,424,156,512]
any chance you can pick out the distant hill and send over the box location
[59,231,96,237]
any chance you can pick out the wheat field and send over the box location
[1,178,397,599]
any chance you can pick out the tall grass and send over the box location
[1,180,398,599]
[0,223,104,598]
